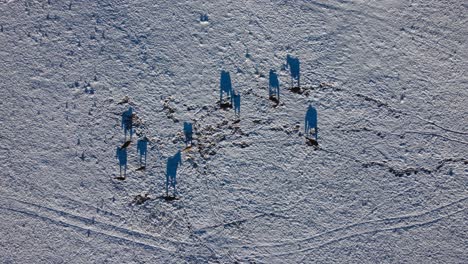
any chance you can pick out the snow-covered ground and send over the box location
[1,0,467,263]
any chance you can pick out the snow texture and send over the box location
[0,0,467,263]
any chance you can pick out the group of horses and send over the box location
[164,122,193,196]
[116,108,191,196]
[116,55,317,197]
[115,135,149,179]
[222,54,316,139]
[115,106,149,178]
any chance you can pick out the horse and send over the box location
[286,55,300,88]
[137,137,149,166]
[116,146,128,177]
[121,107,134,139]
[220,70,233,105]
[305,105,318,141]
[166,150,182,196]
[269,69,280,101]
[183,122,193,146]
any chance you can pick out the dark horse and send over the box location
[305,105,318,141]
[166,150,182,197]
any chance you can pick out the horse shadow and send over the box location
[115,146,128,179]
[232,92,241,116]
[166,150,182,197]
[286,55,300,88]
[269,69,280,105]
[137,136,149,168]
[220,70,233,108]
[305,105,318,142]
[121,107,134,139]
[184,122,193,146]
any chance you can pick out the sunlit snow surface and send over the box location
[0,0,467,263]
